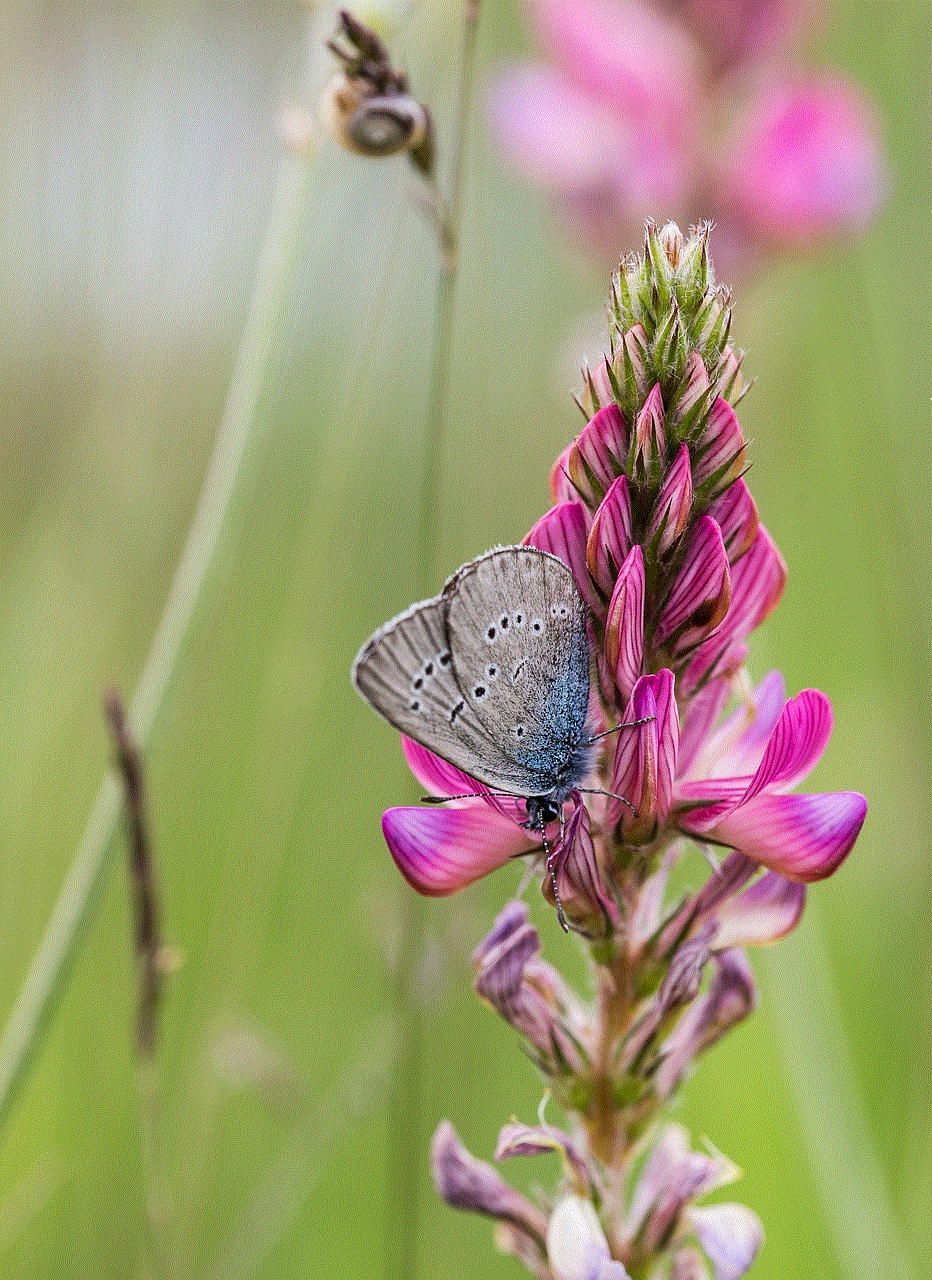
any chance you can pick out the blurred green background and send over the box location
[1,3,928,1278]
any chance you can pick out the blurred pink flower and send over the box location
[490,0,885,266]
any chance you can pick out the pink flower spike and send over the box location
[692,397,746,495]
[712,789,866,882]
[655,516,731,653]
[532,0,698,140]
[525,501,598,610]
[725,75,886,243]
[648,443,693,559]
[714,872,807,948]
[382,804,533,896]
[568,402,630,506]
[609,670,678,836]
[603,544,645,703]
[587,474,634,599]
[707,479,759,563]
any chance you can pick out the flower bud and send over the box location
[609,670,678,839]
[431,1121,549,1245]
[602,545,645,705]
[632,384,667,488]
[648,444,693,560]
[692,398,746,498]
[587,475,634,602]
[655,516,731,656]
[567,403,630,508]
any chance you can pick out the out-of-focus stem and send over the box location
[384,6,482,1280]
[0,151,314,1138]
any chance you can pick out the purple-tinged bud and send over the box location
[566,403,630,507]
[655,516,731,655]
[546,800,620,937]
[632,383,667,488]
[648,444,693,560]
[684,1203,763,1280]
[622,923,715,1073]
[431,1120,549,1246]
[587,475,634,601]
[624,1125,737,1256]
[525,501,599,611]
[608,670,678,838]
[692,398,746,497]
[707,479,759,563]
[602,545,645,705]
[495,1122,592,1195]
[473,902,587,1074]
[655,950,758,1098]
[548,1195,632,1280]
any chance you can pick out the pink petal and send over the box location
[687,1203,763,1280]
[740,688,832,802]
[401,737,485,797]
[609,669,678,832]
[525,501,598,610]
[568,402,630,506]
[724,75,886,242]
[382,804,533,895]
[711,790,867,882]
[602,543,645,703]
[719,525,786,642]
[697,670,787,782]
[587,474,634,599]
[714,871,806,947]
[489,64,621,190]
[692,397,746,494]
[655,515,731,651]
[707,478,759,563]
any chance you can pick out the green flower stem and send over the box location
[384,6,483,1279]
[0,151,314,1137]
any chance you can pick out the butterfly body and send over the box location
[352,546,595,820]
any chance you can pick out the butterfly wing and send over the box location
[444,547,591,797]
[352,592,521,791]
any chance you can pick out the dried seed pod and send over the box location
[321,9,435,178]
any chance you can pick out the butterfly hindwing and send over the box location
[352,591,523,791]
[443,547,591,796]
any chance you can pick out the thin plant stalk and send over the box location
[384,5,483,1279]
[0,151,315,1138]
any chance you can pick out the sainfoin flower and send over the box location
[490,0,885,269]
[359,224,866,1278]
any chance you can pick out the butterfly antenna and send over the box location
[587,714,655,744]
[579,786,637,815]
[540,820,568,933]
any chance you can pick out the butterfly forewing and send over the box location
[444,547,591,796]
[352,592,517,788]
